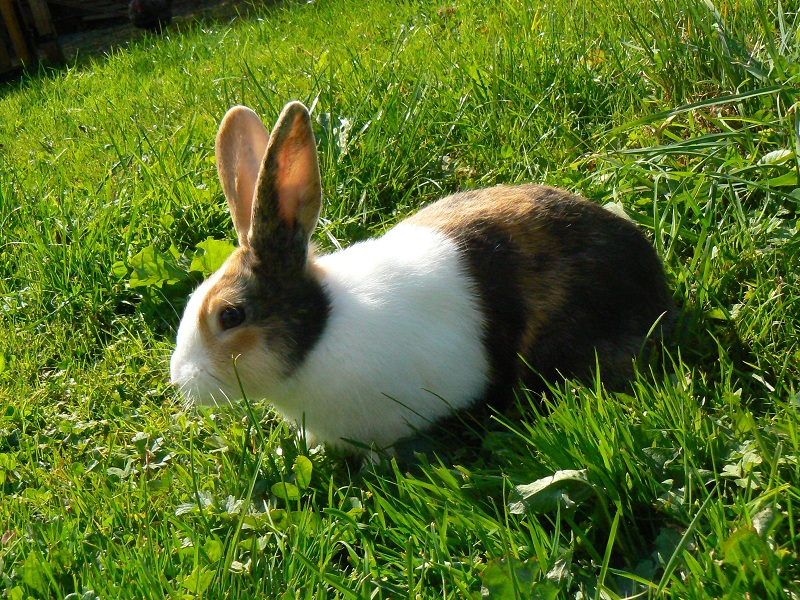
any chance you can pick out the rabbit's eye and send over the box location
[219,306,246,331]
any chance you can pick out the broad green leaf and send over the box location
[129,245,185,289]
[22,553,47,593]
[764,171,798,187]
[0,453,16,470]
[224,495,244,515]
[272,481,301,502]
[293,455,313,490]
[508,469,595,514]
[229,560,248,574]
[480,557,539,599]
[546,550,572,586]
[132,431,149,452]
[530,581,560,600]
[758,149,794,165]
[106,467,128,480]
[603,201,633,222]
[22,488,52,504]
[190,237,236,275]
[652,527,684,565]
[111,260,128,278]
[706,307,730,321]
[181,566,215,594]
[175,502,197,516]
[721,527,770,568]
[204,537,224,562]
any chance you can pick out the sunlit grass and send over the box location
[0,0,798,597]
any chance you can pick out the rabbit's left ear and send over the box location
[215,105,271,247]
[249,101,322,267]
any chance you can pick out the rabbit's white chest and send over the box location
[268,224,489,449]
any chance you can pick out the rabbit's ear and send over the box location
[249,101,322,266]
[215,106,270,247]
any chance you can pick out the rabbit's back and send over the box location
[406,184,673,401]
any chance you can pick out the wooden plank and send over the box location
[26,0,56,36]
[47,0,126,12]
[46,0,92,7]
[0,0,33,63]
[24,0,62,62]
[0,33,13,73]
[84,14,126,21]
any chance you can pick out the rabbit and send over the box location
[170,101,673,452]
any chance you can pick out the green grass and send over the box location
[0,0,799,597]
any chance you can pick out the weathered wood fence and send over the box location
[0,0,61,76]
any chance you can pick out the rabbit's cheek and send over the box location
[214,327,286,386]
[212,325,262,369]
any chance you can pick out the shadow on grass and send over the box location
[0,0,276,94]
[669,303,781,412]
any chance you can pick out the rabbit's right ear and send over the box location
[247,101,322,269]
[215,106,270,247]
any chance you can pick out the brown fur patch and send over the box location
[214,326,264,372]
[198,248,251,346]
[195,249,286,377]
[405,184,672,397]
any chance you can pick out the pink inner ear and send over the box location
[274,118,318,228]
[233,170,256,235]
[216,106,271,247]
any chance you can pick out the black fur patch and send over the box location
[241,250,330,375]
[451,217,529,407]
[249,164,313,274]
[441,187,673,407]
[522,192,672,387]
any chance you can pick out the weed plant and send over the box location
[0,0,798,597]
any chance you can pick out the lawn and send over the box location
[0,0,798,597]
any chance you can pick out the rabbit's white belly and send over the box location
[267,224,489,449]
